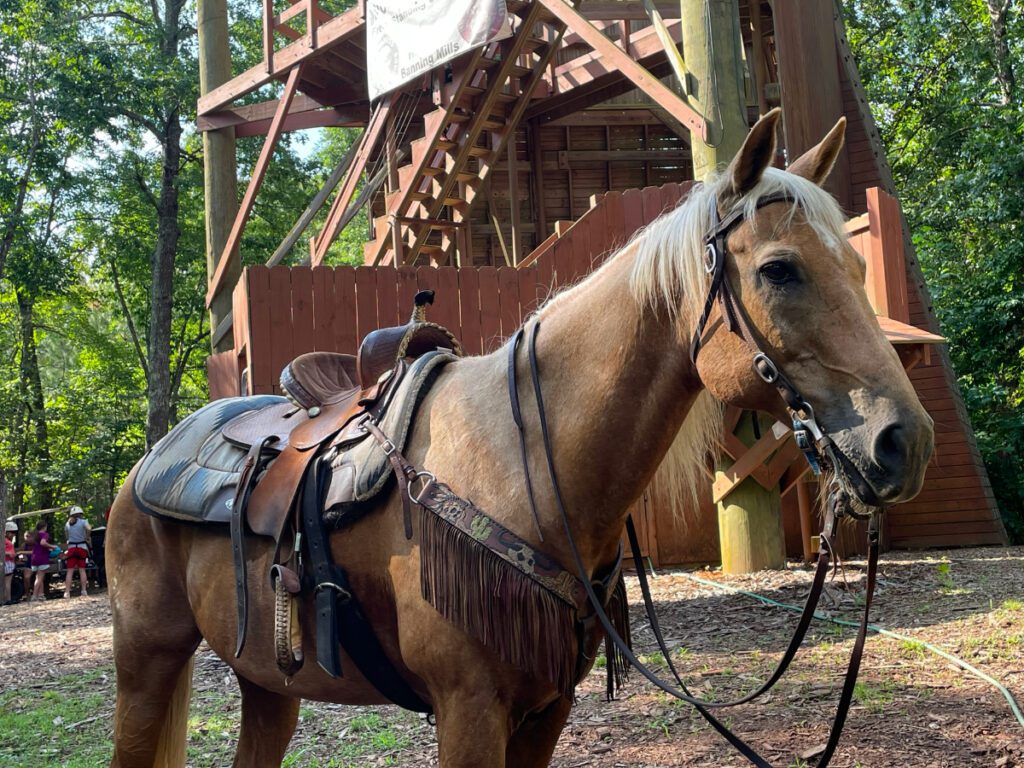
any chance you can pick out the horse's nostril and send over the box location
[873,423,908,468]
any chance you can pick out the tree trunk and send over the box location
[145,0,187,448]
[16,289,53,509]
[986,0,1015,105]
[146,112,182,448]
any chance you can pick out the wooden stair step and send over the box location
[468,144,494,158]
[522,35,550,53]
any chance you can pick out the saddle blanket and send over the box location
[132,395,286,524]
[132,351,456,528]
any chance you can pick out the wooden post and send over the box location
[716,413,785,573]
[680,0,748,178]
[681,0,783,573]
[199,0,239,352]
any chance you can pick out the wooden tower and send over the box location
[201,0,1008,562]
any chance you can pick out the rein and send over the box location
[507,191,885,767]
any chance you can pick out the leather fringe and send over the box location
[603,576,632,699]
[419,507,578,700]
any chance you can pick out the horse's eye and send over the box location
[759,261,796,286]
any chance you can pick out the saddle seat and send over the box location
[281,290,462,411]
[279,352,360,410]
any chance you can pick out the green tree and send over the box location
[845,0,1024,540]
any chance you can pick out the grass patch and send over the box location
[898,638,927,660]
[853,680,896,714]
[0,668,114,768]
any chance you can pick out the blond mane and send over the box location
[626,168,850,517]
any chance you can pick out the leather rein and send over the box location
[508,191,885,768]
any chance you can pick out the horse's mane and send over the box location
[628,168,850,518]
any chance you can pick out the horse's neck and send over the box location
[524,245,701,568]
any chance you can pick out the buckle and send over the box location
[380,439,396,456]
[407,470,437,504]
[315,582,351,602]
[752,353,779,383]
[703,242,718,273]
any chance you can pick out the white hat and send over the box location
[5,521,17,532]
[69,506,85,517]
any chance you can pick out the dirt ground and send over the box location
[1,545,1022,767]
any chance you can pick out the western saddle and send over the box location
[223,290,461,705]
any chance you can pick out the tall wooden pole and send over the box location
[682,0,786,572]
[680,0,748,178]
[198,0,239,352]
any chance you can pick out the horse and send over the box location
[107,108,934,768]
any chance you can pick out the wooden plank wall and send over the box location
[833,29,1007,549]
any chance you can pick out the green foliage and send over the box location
[0,0,336,515]
[845,0,1024,541]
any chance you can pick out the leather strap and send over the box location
[360,417,418,540]
[625,507,837,708]
[300,455,431,712]
[231,435,277,658]
[508,328,545,541]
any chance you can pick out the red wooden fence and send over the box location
[220,183,694,398]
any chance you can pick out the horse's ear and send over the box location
[787,117,847,186]
[725,108,781,200]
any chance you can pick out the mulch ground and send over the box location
[1,545,1021,767]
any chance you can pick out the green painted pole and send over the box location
[680,0,749,180]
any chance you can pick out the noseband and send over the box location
[692,191,880,511]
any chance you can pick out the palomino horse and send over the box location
[108,109,933,767]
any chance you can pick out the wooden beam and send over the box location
[267,139,359,267]
[199,0,238,351]
[578,0,679,19]
[206,66,303,308]
[299,157,396,266]
[507,141,521,264]
[537,0,705,139]
[262,0,274,73]
[312,95,391,265]
[528,119,548,239]
[198,5,363,116]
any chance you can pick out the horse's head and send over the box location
[692,109,933,505]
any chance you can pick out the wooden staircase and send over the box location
[363,3,565,267]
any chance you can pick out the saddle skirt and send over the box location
[131,350,457,529]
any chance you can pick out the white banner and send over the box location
[366,0,511,101]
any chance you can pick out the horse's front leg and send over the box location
[233,676,300,767]
[505,697,572,767]
[435,691,512,767]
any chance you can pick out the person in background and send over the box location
[63,506,91,598]
[4,521,17,605]
[29,519,57,601]
[18,527,34,593]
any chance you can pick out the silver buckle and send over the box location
[407,470,437,504]
[752,353,779,383]
[703,242,718,273]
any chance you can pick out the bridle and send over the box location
[692,190,878,508]
[509,190,885,768]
